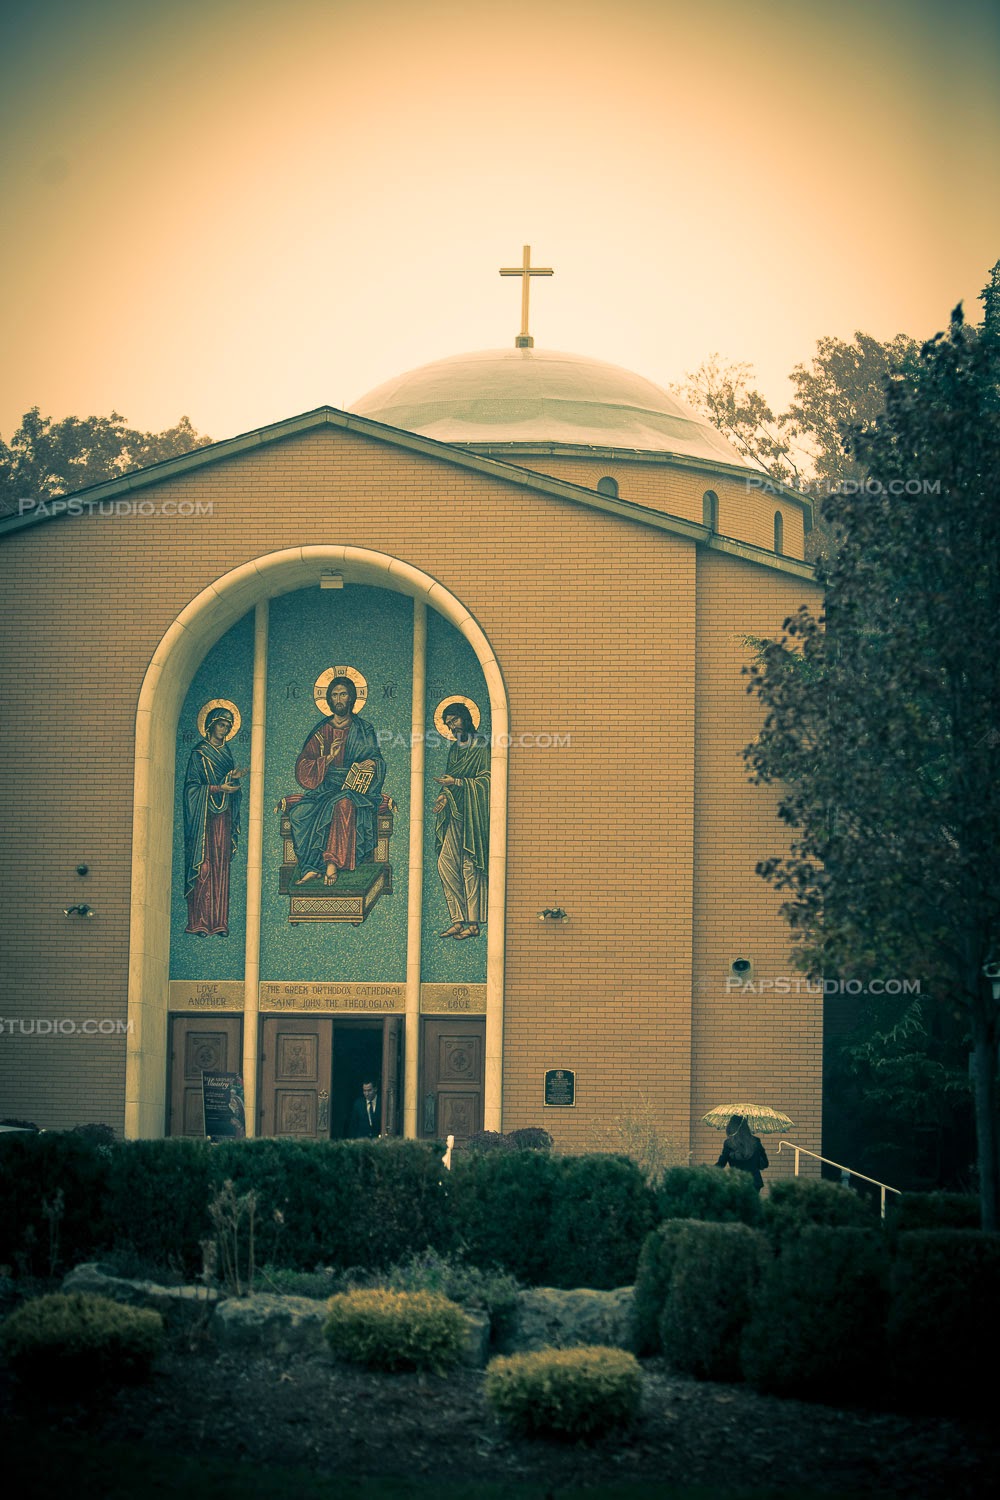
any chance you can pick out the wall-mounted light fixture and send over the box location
[538,907,569,922]
[63,904,95,918]
[320,571,344,589]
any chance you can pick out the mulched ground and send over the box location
[3,1344,997,1498]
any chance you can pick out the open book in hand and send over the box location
[343,761,375,795]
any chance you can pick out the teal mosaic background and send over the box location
[421,608,490,984]
[169,589,491,990]
[169,610,254,979]
[259,585,414,983]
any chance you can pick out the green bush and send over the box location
[549,1155,656,1289]
[106,1138,214,1277]
[632,1220,698,1355]
[485,1346,642,1439]
[0,1131,113,1272]
[0,1292,163,1387]
[761,1177,877,1250]
[450,1149,561,1283]
[323,1288,466,1372]
[450,1151,654,1289]
[888,1230,1000,1414]
[214,1138,452,1272]
[660,1221,769,1382]
[385,1249,521,1338]
[741,1227,889,1402]
[655,1165,760,1226]
[887,1191,980,1240]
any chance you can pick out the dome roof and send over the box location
[350,347,750,467]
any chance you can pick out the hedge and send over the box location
[660,1221,769,1382]
[887,1229,1000,1414]
[655,1165,761,1226]
[741,1226,889,1401]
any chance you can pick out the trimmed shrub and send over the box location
[323,1288,466,1373]
[385,1249,522,1339]
[450,1149,561,1283]
[888,1230,1000,1414]
[214,1138,452,1272]
[505,1128,554,1151]
[106,1138,214,1277]
[761,1177,876,1250]
[0,1131,113,1273]
[485,1346,642,1439]
[660,1221,769,1382]
[887,1191,980,1240]
[548,1155,656,1290]
[0,1292,163,1387]
[632,1220,699,1355]
[655,1165,760,1226]
[465,1128,553,1152]
[741,1227,889,1402]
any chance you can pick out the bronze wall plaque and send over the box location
[543,1068,576,1107]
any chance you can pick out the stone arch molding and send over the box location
[126,546,509,1138]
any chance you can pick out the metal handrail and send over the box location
[777,1140,901,1219]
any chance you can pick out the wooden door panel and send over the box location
[381,1016,404,1137]
[168,1016,243,1137]
[260,1017,333,1138]
[420,1019,485,1141]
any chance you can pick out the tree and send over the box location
[0,409,211,514]
[679,333,920,564]
[744,306,1000,1226]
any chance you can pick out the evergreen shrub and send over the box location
[214,1138,451,1271]
[761,1177,876,1250]
[655,1165,760,1226]
[887,1191,980,1240]
[548,1155,656,1289]
[741,1226,889,1402]
[660,1221,769,1381]
[0,1131,112,1272]
[450,1149,561,1283]
[323,1288,466,1372]
[485,1346,642,1439]
[385,1249,522,1338]
[0,1292,163,1387]
[632,1220,699,1355]
[888,1230,1000,1414]
[106,1138,214,1277]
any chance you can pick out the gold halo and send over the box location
[434,696,481,739]
[197,699,241,741]
[314,666,368,715]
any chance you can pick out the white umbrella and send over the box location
[701,1102,794,1134]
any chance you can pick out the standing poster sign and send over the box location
[202,1072,246,1139]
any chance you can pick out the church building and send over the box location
[0,254,821,1172]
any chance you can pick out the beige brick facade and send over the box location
[0,408,821,1173]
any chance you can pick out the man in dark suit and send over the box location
[349,1079,381,1138]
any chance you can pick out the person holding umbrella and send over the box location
[715,1114,769,1192]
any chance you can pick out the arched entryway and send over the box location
[126,546,508,1139]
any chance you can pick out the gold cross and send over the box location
[499,244,553,348]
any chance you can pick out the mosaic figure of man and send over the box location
[433,702,489,940]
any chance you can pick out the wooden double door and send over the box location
[168,1012,486,1142]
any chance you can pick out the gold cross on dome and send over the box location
[499,244,554,348]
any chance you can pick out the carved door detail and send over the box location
[168,1015,243,1137]
[419,1018,485,1141]
[381,1016,404,1137]
[260,1017,333,1138]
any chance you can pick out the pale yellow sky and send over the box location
[1,0,998,442]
